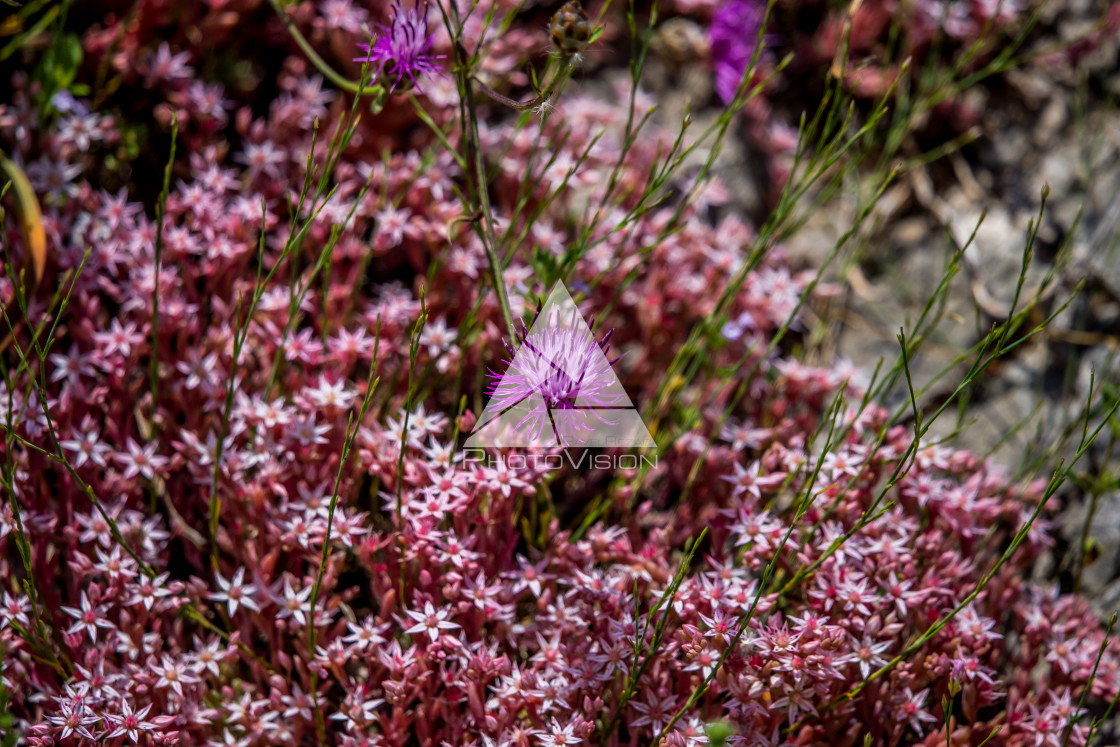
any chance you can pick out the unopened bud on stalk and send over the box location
[550,1,591,58]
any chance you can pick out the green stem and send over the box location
[266,0,385,99]
[439,3,516,338]
[470,58,572,112]
[149,117,177,427]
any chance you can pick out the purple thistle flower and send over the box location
[484,313,625,448]
[354,0,444,94]
[709,0,769,105]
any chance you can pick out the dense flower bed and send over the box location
[0,1,1117,746]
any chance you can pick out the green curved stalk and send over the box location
[266,0,385,99]
[471,58,574,112]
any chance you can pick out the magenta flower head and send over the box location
[466,283,655,449]
[709,0,769,104]
[484,316,624,447]
[354,0,443,94]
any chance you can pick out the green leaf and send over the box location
[33,31,83,114]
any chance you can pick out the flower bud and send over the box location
[549,1,591,58]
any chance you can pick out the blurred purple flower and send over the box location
[709,0,768,104]
[354,0,443,93]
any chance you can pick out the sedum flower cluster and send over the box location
[0,1,1115,746]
